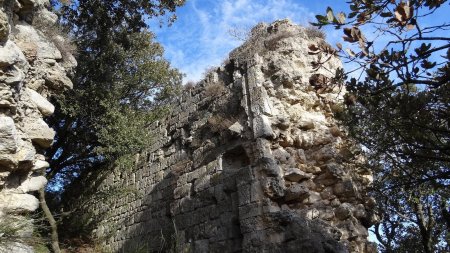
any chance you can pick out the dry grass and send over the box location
[204,83,227,97]
[207,115,237,133]
[227,26,250,41]
[304,26,326,40]
[264,30,296,50]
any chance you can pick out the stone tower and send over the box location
[70,20,378,253]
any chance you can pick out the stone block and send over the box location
[18,176,47,193]
[283,167,312,182]
[0,41,27,68]
[237,183,251,206]
[253,115,273,138]
[0,193,39,213]
[25,88,54,116]
[0,116,18,154]
[22,118,55,148]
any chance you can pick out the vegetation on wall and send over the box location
[311,0,449,252]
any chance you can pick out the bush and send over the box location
[264,30,296,50]
[304,26,326,40]
[204,83,226,97]
[184,81,196,91]
[207,114,237,133]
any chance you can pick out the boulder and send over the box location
[25,88,55,116]
[32,159,49,171]
[18,176,47,193]
[22,118,55,148]
[284,184,309,202]
[0,193,40,213]
[284,167,312,182]
[0,116,18,154]
[253,115,273,138]
[0,41,27,68]
[0,84,14,108]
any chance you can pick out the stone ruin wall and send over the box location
[0,0,75,251]
[75,20,378,253]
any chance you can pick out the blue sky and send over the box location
[148,0,350,82]
[149,0,449,83]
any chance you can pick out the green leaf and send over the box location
[380,12,393,17]
[421,60,436,69]
[348,12,357,19]
[326,7,335,22]
[316,15,327,22]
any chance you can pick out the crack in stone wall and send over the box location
[69,20,377,253]
[0,0,75,251]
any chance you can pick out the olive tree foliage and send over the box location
[310,1,449,252]
[46,0,185,189]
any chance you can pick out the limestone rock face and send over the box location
[69,20,375,253]
[0,0,75,250]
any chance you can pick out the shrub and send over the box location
[204,83,226,97]
[207,114,237,133]
[184,81,196,91]
[264,30,296,50]
[304,26,326,40]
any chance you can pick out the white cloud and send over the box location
[153,0,315,83]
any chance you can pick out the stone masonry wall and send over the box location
[0,0,75,251]
[74,20,377,253]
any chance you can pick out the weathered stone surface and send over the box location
[0,9,9,43]
[25,88,55,116]
[285,184,309,202]
[22,118,55,148]
[253,115,273,138]
[18,176,48,193]
[44,68,73,89]
[0,116,18,154]
[67,20,374,253]
[14,24,62,60]
[0,0,75,250]
[0,193,40,213]
[32,159,49,171]
[0,40,27,67]
[15,140,36,165]
[228,121,244,134]
[0,242,34,253]
[284,167,312,182]
[0,84,14,107]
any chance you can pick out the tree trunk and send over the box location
[414,201,434,253]
[39,187,61,253]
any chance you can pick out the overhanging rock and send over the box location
[0,0,75,250]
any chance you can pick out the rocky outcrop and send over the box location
[68,20,377,252]
[0,0,75,251]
